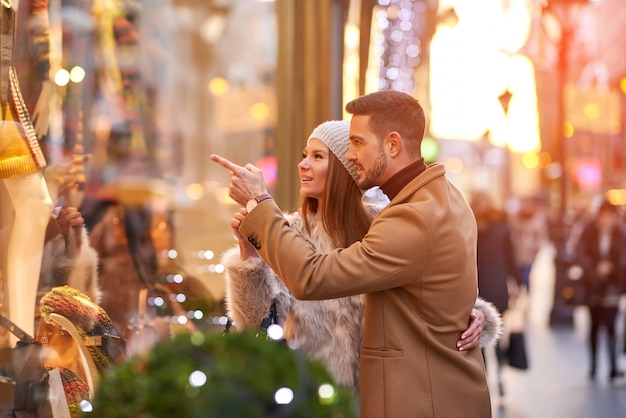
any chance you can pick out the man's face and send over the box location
[347,115,388,189]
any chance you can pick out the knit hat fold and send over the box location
[308,121,359,183]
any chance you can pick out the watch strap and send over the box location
[254,193,272,204]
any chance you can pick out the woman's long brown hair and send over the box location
[301,154,372,248]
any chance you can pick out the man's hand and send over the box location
[210,154,268,206]
[457,308,485,351]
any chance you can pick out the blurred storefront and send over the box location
[1,0,626,414]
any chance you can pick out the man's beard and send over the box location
[358,148,387,190]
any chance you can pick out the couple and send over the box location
[212,90,498,417]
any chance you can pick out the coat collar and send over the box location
[388,162,447,205]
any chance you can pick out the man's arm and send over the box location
[238,200,434,300]
[210,154,268,207]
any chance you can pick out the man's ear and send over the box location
[385,132,402,157]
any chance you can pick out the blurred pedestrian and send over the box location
[470,190,523,396]
[576,199,625,382]
[509,197,548,292]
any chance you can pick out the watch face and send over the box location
[246,199,256,212]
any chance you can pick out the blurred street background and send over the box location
[485,243,626,417]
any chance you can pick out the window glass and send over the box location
[1,0,276,354]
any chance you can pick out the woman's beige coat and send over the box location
[239,163,492,418]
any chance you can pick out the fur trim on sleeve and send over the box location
[475,297,503,347]
[65,227,101,304]
[221,246,290,329]
[43,227,101,304]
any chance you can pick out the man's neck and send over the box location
[379,158,427,200]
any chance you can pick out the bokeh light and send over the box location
[274,387,294,405]
[189,370,207,387]
[208,77,229,96]
[267,324,284,341]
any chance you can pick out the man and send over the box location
[211,90,491,417]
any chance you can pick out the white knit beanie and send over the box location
[308,121,359,183]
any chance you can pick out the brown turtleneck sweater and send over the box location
[379,158,427,200]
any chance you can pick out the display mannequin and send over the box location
[0,0,52,343]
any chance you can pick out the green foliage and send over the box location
[84,330,356,418]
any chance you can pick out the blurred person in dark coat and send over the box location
[576,199,625,382]
[470,190,523,396]
[509,197,548,291]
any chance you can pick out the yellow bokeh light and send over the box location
[620,78,626,94]
[208,77,229,96]
[344,23,359,49]
[250,102,269,120]
[54,69,70,86]
[445,157,464,174]
[606,189,626,206]
[186,183,205,201]
[522,152,539,169]
[70,66,86,83]
[583,102,599,120]
[562,121,574,138]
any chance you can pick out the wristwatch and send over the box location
[246,193,272,212]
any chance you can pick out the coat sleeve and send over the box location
[221,246,292,329]
[474,297,502,347]
[239,200,436,299]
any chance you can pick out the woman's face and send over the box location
[298,138,329,202]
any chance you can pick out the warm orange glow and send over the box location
[620,78,626,94]
[249,102,270,120]
[563,121,574,138]
[343,19,361,116]
[538,151,552,168]
[430,1,540,153]
[606,189,626,206]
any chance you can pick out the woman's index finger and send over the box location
[210,154,243,172]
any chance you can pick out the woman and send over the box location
[221,121,502,392]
